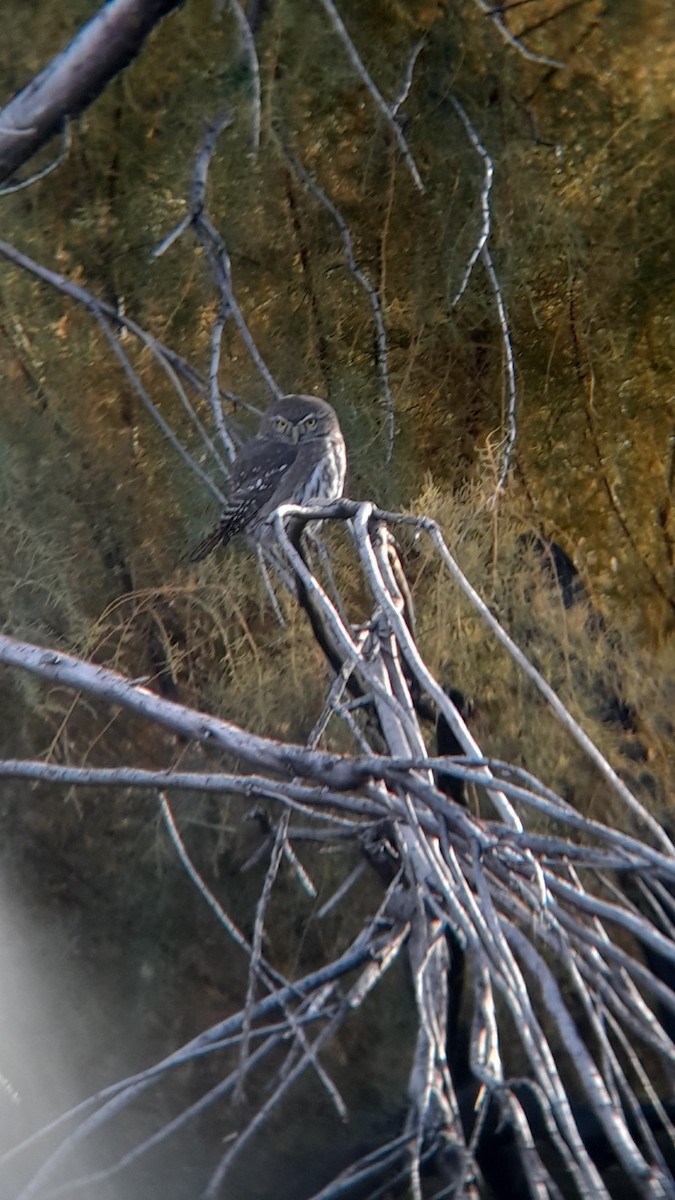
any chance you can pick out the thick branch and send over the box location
[0,0,183,185]
[0,631,362,789]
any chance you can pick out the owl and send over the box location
[190,394,347,561]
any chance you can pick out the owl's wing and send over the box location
[188,524,225,563]
[189,437,296,562]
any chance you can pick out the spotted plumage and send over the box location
[190,394,346,562]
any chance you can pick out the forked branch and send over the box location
[0,501,674,1199]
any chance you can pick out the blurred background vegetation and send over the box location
[0,1,673,1195]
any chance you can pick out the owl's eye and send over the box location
[273,416,289,433]
[302,415,317,430]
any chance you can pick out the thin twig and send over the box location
[94,311,227,504]
[0,237,230,496]
[449,97,517,489]
[0,122,71,195]
[390,39,426,116]
[449,96,494,308]
[154,112,283,399]
[472,0,566,67]
[317,0,424,192]
[287,150,396,458]
[208,305,237,463]
[225,0,261,154]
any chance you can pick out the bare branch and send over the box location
[0,123,71,196]
[2,497,674,1199]
[287,150,396,458]
[225,0,261,154]
[0,0,184,185]
[94,310,228,504]
[317,0,425,192]
[472,0,566,67]
[449,97,495,309]
[154,112,283,402]
[390,38,426,117]
[449,96,518,489]
[0,236,231,498]
[482,244,518,490]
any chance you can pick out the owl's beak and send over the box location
[290,425,300,444]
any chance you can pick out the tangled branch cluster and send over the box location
[0,501,674,1198]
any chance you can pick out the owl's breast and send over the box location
[304,437,346,505]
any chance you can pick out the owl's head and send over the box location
[260,395,341,444]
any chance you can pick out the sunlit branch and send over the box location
[3,752,673,883]
[507,924,659,1188]
[0,758,379,821]
[6,488,669,849]
[274,511,428,743]
[354,506,522,828]
[496,880,675,1048]
[0,4,669,1190]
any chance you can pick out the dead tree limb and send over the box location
[0,0,184,186]
[3,502,675,1199]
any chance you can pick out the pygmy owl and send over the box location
[190,394,347,561]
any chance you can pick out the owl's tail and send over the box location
[188,525,223,563]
